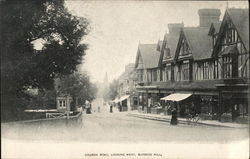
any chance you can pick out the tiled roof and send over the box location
[227,8,249,51]
[183,27,213,60]
[157,40,163,51]
[208,22,221,35]
[164,33,180,61]
[136,44,160,69]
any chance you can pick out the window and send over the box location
[59,100,66,108]
[204,62,209,79]
[214,60,218,79]
[165,65,171,81]
[137,70,143,81]
[152,69,157,81]
[179,37,190,57]
[174,65,180,81]
[222,56,232,78]
[181,61,189,81]
[59,101,63,107]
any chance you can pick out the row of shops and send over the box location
[133,8,249,123]
[136,85,248,122]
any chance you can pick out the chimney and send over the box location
[168,23,184,34]
[198,9,221,27]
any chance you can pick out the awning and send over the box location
[113,98,120,103]
[160,93,192,101]
[119,95,130,102]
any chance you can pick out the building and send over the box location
[56,94,73,113]
[212,8,249,122]
[134,8,249,122]
[116,63,138,111]
[134,43,161,113]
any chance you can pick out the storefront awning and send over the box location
[160,93,192,101]
[113,98,120,103]
[119,95,130,102]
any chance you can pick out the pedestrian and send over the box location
[170,108,178,125]
[110,104,113,113]
[232,104,239,121]
[98,106,100,112]
[118,103,122,112]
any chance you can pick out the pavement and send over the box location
[127,111,249,129]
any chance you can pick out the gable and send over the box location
[174,31,192,62]
[135,49,144,69]
[213,9,249,57]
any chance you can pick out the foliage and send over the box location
[104,79,119,101]
[56,72,97,106]
[0,0,89,121]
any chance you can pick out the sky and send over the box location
[65,1,248,83]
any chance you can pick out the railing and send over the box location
[2,111,83,129]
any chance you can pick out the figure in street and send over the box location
[170,108,178,125]
[110,104,113,113]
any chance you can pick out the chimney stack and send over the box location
[168,23,184,34]
[198,9,221,27]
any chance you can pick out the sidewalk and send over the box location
[127,111,248,128]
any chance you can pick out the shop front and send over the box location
[193,91,219,120]
[160,92,193,117]
[217,84,249,123]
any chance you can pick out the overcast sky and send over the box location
[65,1,248,83]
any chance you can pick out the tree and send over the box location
[104,79,119,101]
[0,1,89,121]
[56,72,97,107]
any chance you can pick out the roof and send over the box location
[227,8,249,51]
[182,27,213,60]
[165,33,180,61]
[135,44,161,69]
[208,22,221,35]
[157,40,163,51]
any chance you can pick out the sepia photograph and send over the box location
[1,0,249,158]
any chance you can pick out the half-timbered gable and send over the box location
[134,44,161,84]
[213,9,249,79]
[208,22,221,47]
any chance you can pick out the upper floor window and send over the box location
[182,63,189,81]
[179,37,190,56]
[223,21,238,45]
[165,64,171,81]
[152,69,157,82]
[137,70,143,82]
[222,54,238,79]
[203,62,209,79]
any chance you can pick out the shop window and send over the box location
[133,97,138,105]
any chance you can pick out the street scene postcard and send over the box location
[1,0,249,159]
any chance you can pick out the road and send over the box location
[2,98,249,158]
[2,98,248,143]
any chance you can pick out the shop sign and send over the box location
[201,95,213,101]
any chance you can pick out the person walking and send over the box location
[170,108,178,125]
[110,104,113,113]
